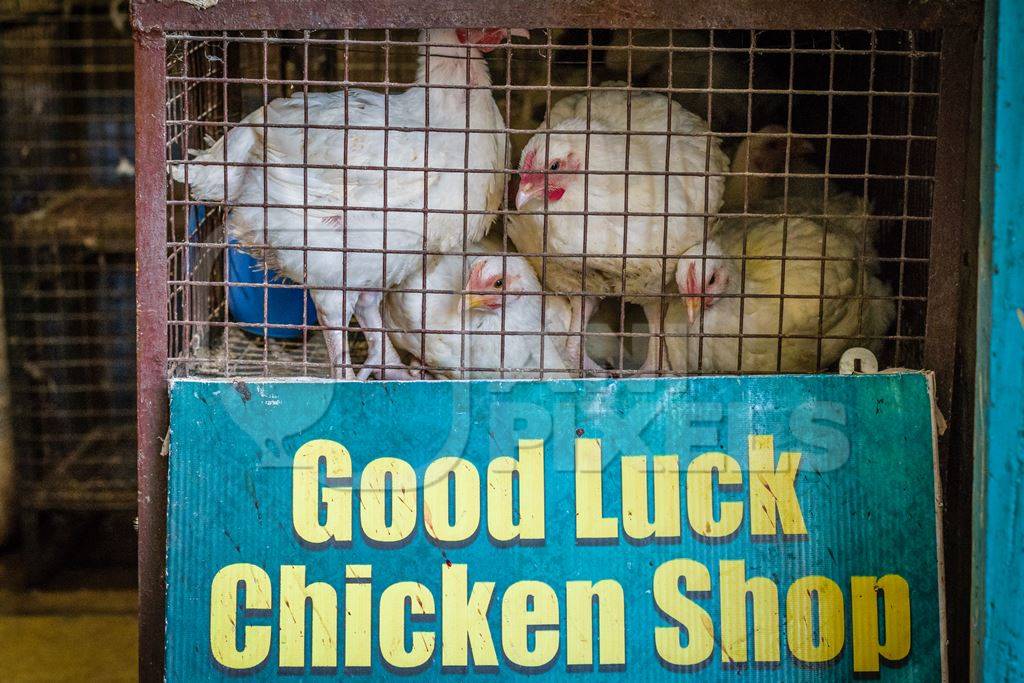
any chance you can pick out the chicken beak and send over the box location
[466,294,501,311]
[509,29,531,39]
[685,297,701,325]
[516,184,538,209]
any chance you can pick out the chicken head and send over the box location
[676,241,731,324]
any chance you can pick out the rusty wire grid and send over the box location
[0,1,136,511]
[165,28,941,381]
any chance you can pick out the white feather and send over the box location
[384,241,573,379]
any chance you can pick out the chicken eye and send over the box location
[708,272,718,286]
[493,279,504,288]
[549,160,561,171]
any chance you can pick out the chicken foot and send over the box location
[310,288,357,380]
[353,291,416,381]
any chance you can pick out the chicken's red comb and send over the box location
[521,150,536,171]
[686,262,700,295]
[466,259,489,289]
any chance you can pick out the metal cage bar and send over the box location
[131,0,980,31]
[134,27,168,681]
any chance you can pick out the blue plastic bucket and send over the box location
[188,206,318,339]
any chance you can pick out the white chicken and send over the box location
[172,28,526,378]
[509,86,729,373]
[667,192,895,373]
[383,241,573,379]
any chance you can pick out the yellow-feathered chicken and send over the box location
[666,192,895,373]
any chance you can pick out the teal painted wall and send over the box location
[972,0,1024,678]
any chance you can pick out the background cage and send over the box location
[0,1,136,563]
[133,0,981,678]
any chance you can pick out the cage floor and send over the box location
[190,326,369,378]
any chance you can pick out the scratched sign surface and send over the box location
[166,374,943,680]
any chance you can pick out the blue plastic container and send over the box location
[188,206,318,339]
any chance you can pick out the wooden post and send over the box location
[971,0,1024,678]
[134,28,169,683]
[0,259,14,545]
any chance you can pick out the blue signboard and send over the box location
[166,374,943,680]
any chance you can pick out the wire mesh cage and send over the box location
[0,1,136,516]
[134,3,981,677]
[164,28,942,382]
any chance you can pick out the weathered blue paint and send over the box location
[166,374,942,680]
[972,0,1024,678]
